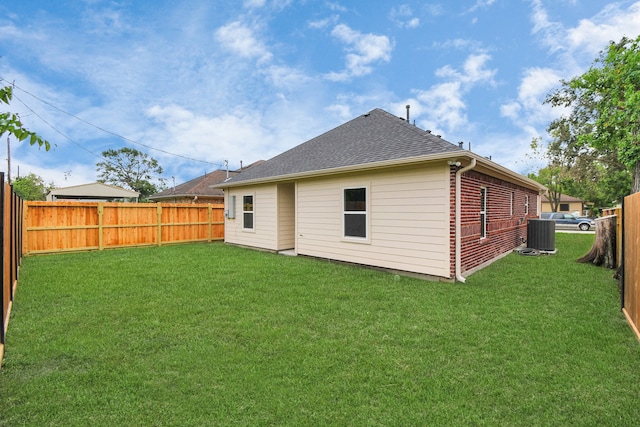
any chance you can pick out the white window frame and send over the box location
[480,187,487,239]
[525,195,530,215]
[342,186,369,243]
[510,191,514,216]
[242,194,255,231]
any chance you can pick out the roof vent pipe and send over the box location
[406,104,410,122]
[458,141,463,148]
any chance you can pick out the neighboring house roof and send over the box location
[47,182,139,200]
[216,108,545,192]
[148,161,266,201]
[148,170,236,201]
[542,193,584,203]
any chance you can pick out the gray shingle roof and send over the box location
[224,108,465,184]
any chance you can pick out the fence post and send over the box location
[157,204,163,246]
[22,202,28,256]
[0,175,5,351]
[208,204,213,242]
[98,203,104,250]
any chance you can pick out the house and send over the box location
[148,170,236,204]
[148,162,265,204]
[46,182,139,202]
[541,193,589,215]
[215,108,545,281]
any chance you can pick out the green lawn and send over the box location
[2,234,639,426]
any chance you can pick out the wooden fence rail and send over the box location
[23,202,225,255]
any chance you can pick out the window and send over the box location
[510,192,514,216]
[344,187,367,239]
[243,195,254,230]
[525,195,529,215]
[559,203,570,211]
[480,187,487,238]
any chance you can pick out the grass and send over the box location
[1,234,639,426]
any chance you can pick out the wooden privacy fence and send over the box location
[602,206,623,267]
[1,174,23,363]
[23,202,225,255]
[622,193,640,341]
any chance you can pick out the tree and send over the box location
[0,86,50,151]
[546,35,640,194]
[12,173,54,201]
[96,147,165,200]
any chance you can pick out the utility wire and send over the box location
[1,77,225,168]
[12,92,118,166]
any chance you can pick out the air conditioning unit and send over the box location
[527,219,556,252]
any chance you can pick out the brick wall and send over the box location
[449,168,539,277]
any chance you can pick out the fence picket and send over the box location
[23,202,225,255]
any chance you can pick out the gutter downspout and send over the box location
[455,158,477,283]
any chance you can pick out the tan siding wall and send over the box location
[541,201,582,214]
[225,185,278,251]
[277,183,295,250]
[296,164,450,277]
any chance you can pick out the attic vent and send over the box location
[458,141,464,148]
[436,135,442,138]
[426,130,431,133]
[363,113,370,117]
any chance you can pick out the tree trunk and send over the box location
[577,215,617,268]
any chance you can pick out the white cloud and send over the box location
[243,0,266,8]
[411,53,496,135]
[529,0,567,54]
[567,2,640,56]
[82,7,131,36]
[436,53,496,85]
[390,5,420,28]
[499,67,564,131]
[424,4,444,17]
[308,15,339,29]
[325,24,393,81]
[505,0,640,141]
[327,2,348,13]
[467,0,496,13]
[262,65,313,89]
[499,102,521,121]
[214,21,273,62]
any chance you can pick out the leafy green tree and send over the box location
[546,35,640,194]
[527,126,580,211]
[0,86,50,151]
[96,147,165,200]
[12,173,54,201]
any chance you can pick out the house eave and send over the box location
[214,152,546,192]
[469,154,547,193]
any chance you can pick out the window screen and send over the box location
[344,188,366,238]
[243,195,254,230]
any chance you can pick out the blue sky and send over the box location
[1,0,639,188]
